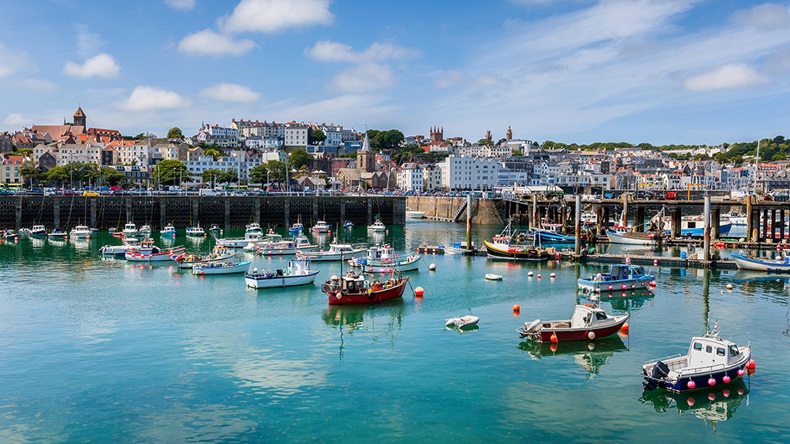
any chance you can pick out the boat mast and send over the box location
[753,140,760,195]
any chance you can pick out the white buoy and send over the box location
[550,272,556,278]
[429,263,436,271]
[528,271,534,277]
[726,283,733,290]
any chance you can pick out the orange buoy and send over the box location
[747,359,756,370]
[512,304,521,313]
[550,333,557,343]
[414,286,424,297]
[620,322,629,332]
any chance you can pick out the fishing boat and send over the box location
[485,273,503,281]
[312,220,330,233]
[530,223,575,244]
[69,225,92,239]
[217,231,263,248]
[577,264,656,293]
[445,315,480,329]
[245,222,263,235]
[289,220,304,236]
[139,224,152,238]
[343,220,354,228]
[484,220,550,261]
[323,271,409,305]
[208,224,223,236]
[349,244,422,272]
[47,228,68,240]
[406,209,425,219]
[302,242,366,261]
[605,230,662,246]
[185,225,206,237]
[99,237,140,258]
[642,328,752,393]
[122,222,138,238]
[125,239,185,262]
[367,218,386,233]
[17,227,31,238]
[175,245,236,269]
[2,229,19,241]
[245,257,320,289]
[445,241,478,255]
[517,301,629,342]
[160,223,176,237]
[30,225,47,238]
[730,250,790,272]
[193,259,251,275]
[253,234,318,255]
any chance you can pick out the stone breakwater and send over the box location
[0,195,406,230]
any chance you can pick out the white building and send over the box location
[284,124,309,149]
[396,162,423,192]
[439,155,500,190]
[197,123,240,148]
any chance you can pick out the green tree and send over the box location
[308,129,327,145]
[167,127,184,139]
[218,169,238,184]
[18,160,40,186]
[248,164,269,185]
[99,166,125,186]
[152,159,189,186]
[204,148,223,160]
[201,169,223,187]
[266,160,286,183]
[288,148,313,170]
[477,138,492,147]
[44,166,68,186]
[370,129,404,150]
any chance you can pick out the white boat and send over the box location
[122,222,138,238]
[577,264,655,293]
[302,242,366,261]
[3,229,19,241]
[731,250,790,272]
[445,315,480,329]
[485,273,503,281]
[245,257,320,289]
[406,209,425,220]
[253,234,318,256]
[186,225,206,237]
[125,239,185,262]
[30,225,47,238]
[69,225,92,239]
[245,222,262,234]
[312,220,330,233]
[367,218,386,232]
[350,244,421,272]
[175,245,236,269]
[161,223,176,237]
[139,224,152,237]
[193,260,251,275]
[17,227,31,238]
[606,230,662,246]
[218,231,263,248]
[48,228,68,240]
[100,237,140,258]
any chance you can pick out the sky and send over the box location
[1,0,790,146]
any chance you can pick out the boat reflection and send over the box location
[518,335,628,375]
[639,379,750,427]
[322,301,405,363]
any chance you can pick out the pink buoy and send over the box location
[607,285,613,290]
[723,389,731,398]
[723,375,731,384]
[708,392,716,401]
[708,377,716,387]
[653,259,658,266]
[737,369,745,377]
[686,397,695,407]
[621,284,627,289]
[687,380,696,389]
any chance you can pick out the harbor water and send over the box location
[1,223,788,442]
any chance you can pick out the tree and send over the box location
[266,160,286,183]
[201,169,223,187]
[370,129,404,150]
[288,148,313,170]
[308,129,327,145]
[204,148,223,160]
[100,166,125,186]
[477,138,492,147]
[44,166,68,186]
[248,163,269,185]
[152,159,189,186]
[167,127,184,139]
[18,160,40,186]
[218,169,238,184]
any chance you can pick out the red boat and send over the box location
[323,272,409,305]
[517,303,629,342]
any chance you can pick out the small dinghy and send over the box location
[485,273,503,281]
[445,315,480,329]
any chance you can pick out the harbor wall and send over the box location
[406,197,505,225]
[0,196,406,230]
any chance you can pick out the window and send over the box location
[716,347,725,356]
[706,345,713,353]
[693,342,702,350]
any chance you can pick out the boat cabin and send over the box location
[604,264,646,281]
[686,333,744,369]
[292,235,312,248]
[569,304,614,329]
[367,244,396,261]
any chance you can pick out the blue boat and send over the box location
[343,220,354,228]
[530,223,575,244]
[577,264,655,293]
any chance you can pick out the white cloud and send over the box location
[177,29,257,56]
[0,43,32,77]
[76,25,103,58]
[329,62,394,93]
[733,3,790,30]
[64,53,120,78]
[684,64,770,91]
[219,0,332,34]
[306,40,420,63]
[201,83,260,102]
[119,86,187,111]
[3,113,30,127]
[165,0,196,10]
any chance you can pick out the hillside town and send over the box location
[2,107,789,197]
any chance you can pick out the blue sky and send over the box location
[1,0,789,145]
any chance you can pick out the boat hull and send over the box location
[255,245,318,255]
[245,269,320,289]
[484,240,549,261]
[360,256,421,273]
[522,314,629,342]
[326,277,409,305]
[605,231,660,246]
[578,276,655,292]
[193,261,251,275]
[304,249,366,262]
[731,253,790,272]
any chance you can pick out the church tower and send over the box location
[506,125,512,141]
[73,107,86,128]
[357,132,375,173]
[430,126,444,142]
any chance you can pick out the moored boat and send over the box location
[312,220,330,233]
[48,228,68,240]
[245,257,320,289]
[2,229,19,241]
[517,302,629,342]
[30,225,47,238]
[406,209,425,220]
[578,264,656,293]
[485,221,550,261]
[445,315,480,329]
[175,245,236,269]
[730,250,790,272]
[323,272,409,305]
[100,237,140,258]
[139,224,152,237]
[125,239,185,262]
[193,259,251,275]
[343,220,354,228]
[485,273,503,281]
[69,225,92,239]
[530,223,575,244]
[349,244,421,272]
[367,218,386,233]
[160,223,176,237]
[642,328,752,393]
[253,234,318,255]
[185,225,206,237]
[122,222,138,239]
[289,221,304,236]
[208,224,223,236]
[302,242,366,261]
[606,230,662,246]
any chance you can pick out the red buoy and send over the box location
[620,322,629,332]
[414,286,424,297]
[550,333,557,343]
[708,377,716,387]
[512,304,520,313]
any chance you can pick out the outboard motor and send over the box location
[644,361,669,391]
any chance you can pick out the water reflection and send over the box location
[322,302,405,362]
[640,380,750,428]
[518,335,628,375]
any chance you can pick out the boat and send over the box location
[312,220,330,233]
[185,225,206,237]
[730,250,790,272]
[253,234,318,255]
[245,257,320,289]
[99,237,140,258]
[484,220,551,261]
[139,224,152,237]
[323,271,409,305]
[2,229,19,241]
[289,220,304,236]
[445,315,480,329]
[217,231,263,248]
[175,245,236,269]
[349,244,422,272]
[208,224,223,236]
[47,228,68,240]
[642,328,752,393]
[122,222,138,238]
[577,264,656,293]
[367,218,386,233]
[69,225,92,239]
[530,223,576,244]
[17,227,31,238]
[485,273,503,281]
[245,222,262,235]
[343,220,354,228]
[30,225,47,238]
[445,241,478,255]
[124,239,185,262]
[406,209,425,219]
[517,302,629,342]
[605,230,662,246]
[302,242,367,261]
[160,223,176,237]
[193,259,251,275]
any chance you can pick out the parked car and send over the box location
[82,190,100,197]
[665,191,678,200]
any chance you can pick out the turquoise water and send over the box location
[1,223,788,442]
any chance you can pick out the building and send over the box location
[2,155,24,185]
[283,123,309,149]
[422,164,442,192]
[439,155,499,190]
[196,123,240,148]
[396,162,423,192]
